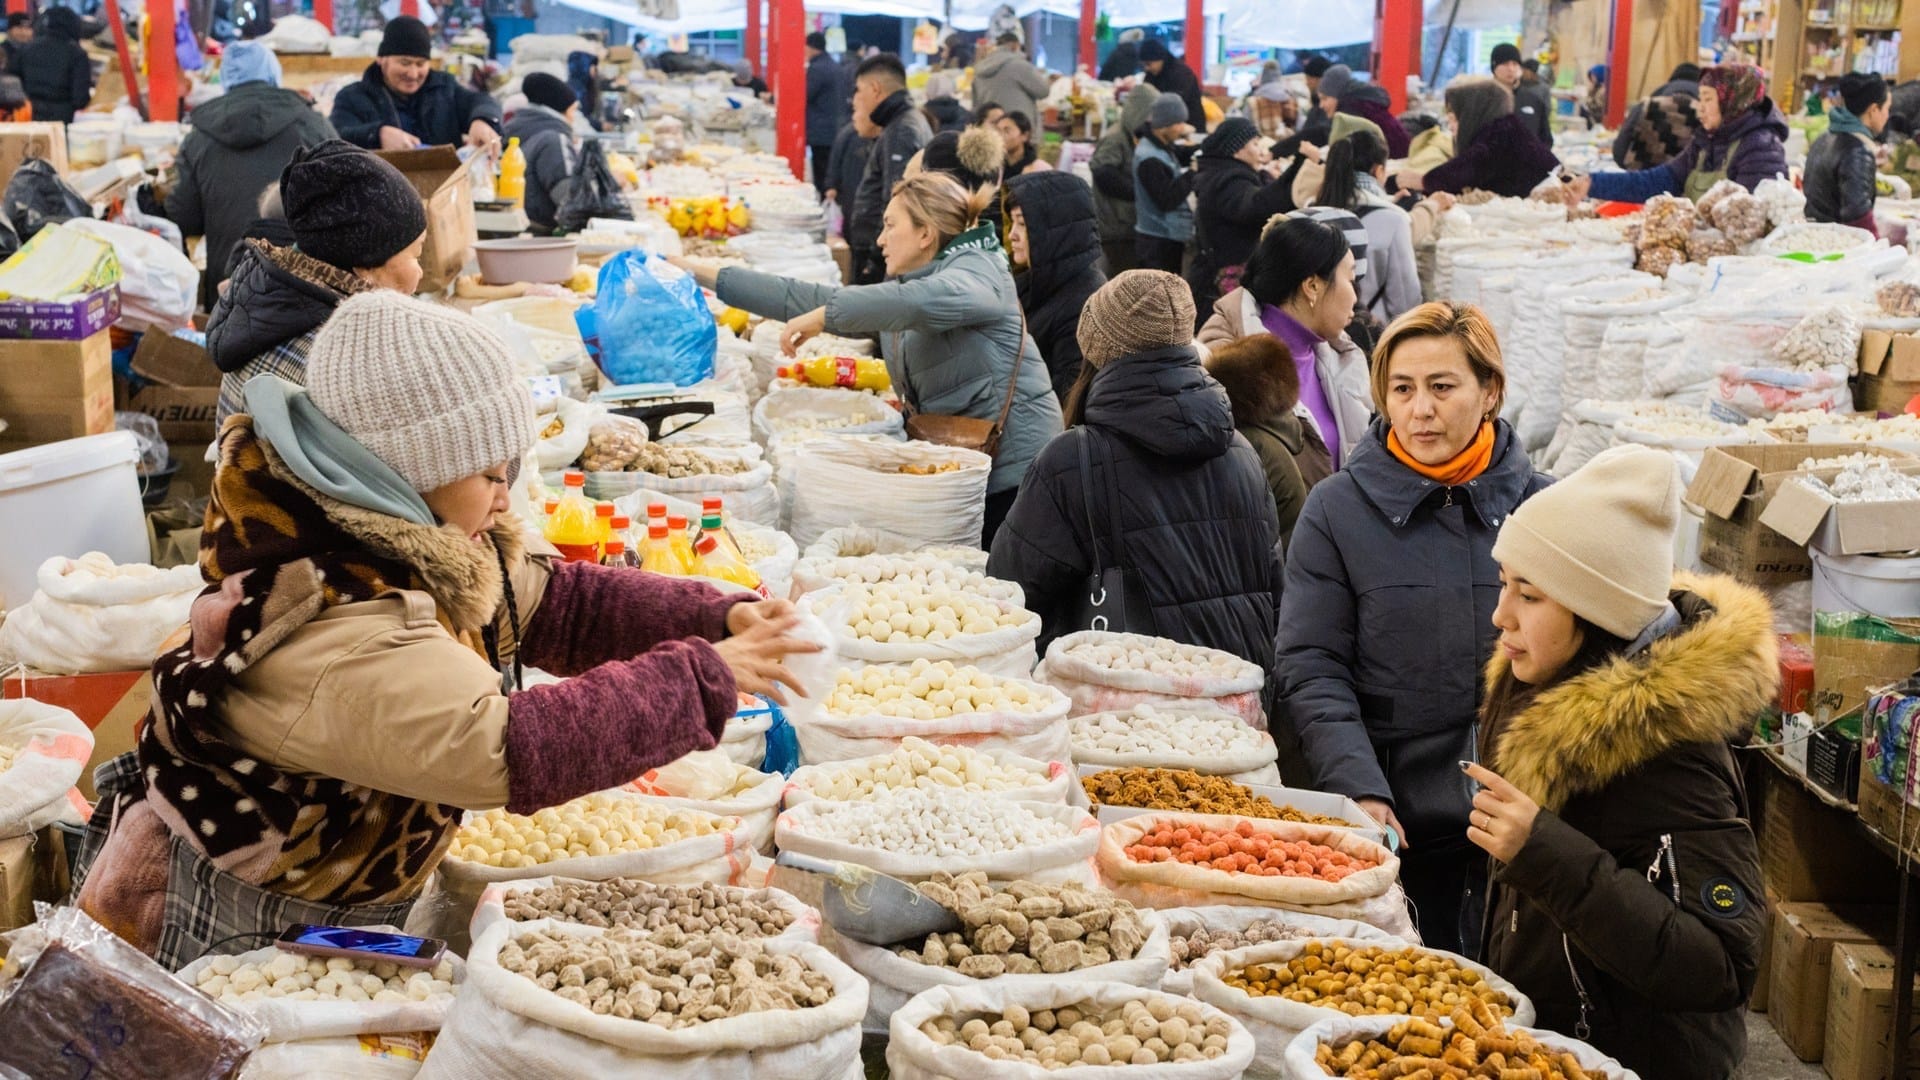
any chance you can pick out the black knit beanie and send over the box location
[280,140,428,271]
[379,15,432,58]
[522,72,577,114]
[1200,117,1259,159]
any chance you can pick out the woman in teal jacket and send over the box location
[673,173,1063,545]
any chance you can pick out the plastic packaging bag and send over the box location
[534,397,603,473]
[3,158,89,242]
[0,553,204,674]
[621,752,786,853]
[556,141,632,233]
[0,906,266,1079]
[65,217,200,331]
[594,251,716,388]
[0,697,93,837]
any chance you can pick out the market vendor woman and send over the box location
[76,293,815,967]
[1566,62,1788,202]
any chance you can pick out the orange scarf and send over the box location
[1387,421,1497,487]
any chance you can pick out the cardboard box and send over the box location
[0,828,67,946]
[0,121,67,192]
[1860,753,1920,865]
[3,671,153,802]
[122,328,218,444]
[1825,940,1920,1080]
[0,285,119,341]
[1769,902,1897,1061]
[1758,763,1896,903]
[1752,885,1782,1012]
[1691,444,1917,581]
[1814,611,1920,723]
[0,330,112,446]
[1763,460,1920,557]
[1857,328,1920,416]
[375,147,475,295]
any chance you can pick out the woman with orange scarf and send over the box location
[1273,301,1551,958]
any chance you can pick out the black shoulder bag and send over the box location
[1066,427,1155,635]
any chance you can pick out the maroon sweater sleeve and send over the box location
[502,640,737,814]
[517,561,754,678]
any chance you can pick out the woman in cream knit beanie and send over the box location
[1464,450,1778,1080]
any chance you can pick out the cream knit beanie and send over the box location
[1490,445,1681,639]
[306,291,536,494]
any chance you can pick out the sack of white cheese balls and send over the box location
[1035,630,1267,726]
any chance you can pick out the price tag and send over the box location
[824,27,846,54]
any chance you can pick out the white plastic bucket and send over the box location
[1812,549,1920,620]
[0,432,147,611]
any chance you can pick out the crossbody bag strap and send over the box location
[1077,427,1104,575]
[989,305,1028,433]
[1097,428,1127,569]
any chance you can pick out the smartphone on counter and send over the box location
[275,925,448,969]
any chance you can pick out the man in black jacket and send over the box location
[1492,42,1552,146]
[1806,72,1890,232]
[0,14,30,74]
[847,52,930,284]
[14,6,89,123]
[805,32,848,196]
[1139,38,1207,135]
[330,16,502,153]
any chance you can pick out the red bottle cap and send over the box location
[563,471,585,487]
[667,515,689,529]
[695,534,720,555]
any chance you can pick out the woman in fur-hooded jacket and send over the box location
[1468,446,1776,1080]
[76,292,812,966]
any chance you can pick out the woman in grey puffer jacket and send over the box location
[678,173,1063,545]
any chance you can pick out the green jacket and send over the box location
[716,227,1063,494]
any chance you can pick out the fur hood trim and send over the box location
[256,238,376,298]
[1205,333,1301,426]
[258,437,525,630]
[1488,572,1779,813]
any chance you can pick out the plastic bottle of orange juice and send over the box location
[693,534,768,595]
[666,515,697,572]
[639,522,685,575]
[544,472,600,562]
[778,355,890,391]
[593,502,617,559]
[497,137,527,206]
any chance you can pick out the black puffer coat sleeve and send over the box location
[987,433,1090,639]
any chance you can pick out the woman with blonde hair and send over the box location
[1274,300,1551,955]
[676,173,1062,544]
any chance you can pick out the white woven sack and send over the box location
[1599,316,1683,403]
[791,553,1023,603]
[1192,939,1534,1077]
[787,436,993,549]
[1554,289,1687,438]
[1068,703,1280,777]
[622,768,786,854]
[533,397,603,472]
[176,938,464,1044]
[237,1032,436,1079]
[788,678,1073,765]
[838,909,1171,1033]
[1155,907,1405,997]
[803,525,988,566]
[800,583,1041,679]
[1036,631,1264,725]
[721,707,774,768]
[886,980,1257,1080]
[0,554,202,675]
[418,920,866,1080]
[1098,815,1398,908]
[0,697,92,837]
[751,386,904,445]
[467,876,820,945]
[1278,1016,1634,1080]
[740,523,799,600]
[587,446,779,526]
[784,747,1072,807]
[773,798,1100,884]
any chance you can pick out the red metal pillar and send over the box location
[1606,0,1633,127]
[774,0,805,179]
[4,0,25,16]
[1079,0,1095,75]
[148,0,179,121]
[104,0,146,118]
[1183,0,1202,82]
[767,0,781,93]
[746,0,762,76]
[401,0,420,19]
[1372,0,1420,114]
[313,0,332,32]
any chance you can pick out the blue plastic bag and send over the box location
[594,250,716,387]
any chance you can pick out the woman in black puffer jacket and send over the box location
[1007,170,1106,407]
[989,270,1282,672]
[1187,117,1301,322]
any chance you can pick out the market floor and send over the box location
[864,1013,1821,1077]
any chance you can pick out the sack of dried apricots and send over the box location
[1097,815,1396,903]
[1279,1009,1635,1080]
[1194,939,1535,1077]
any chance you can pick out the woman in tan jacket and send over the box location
[78,292,813,966]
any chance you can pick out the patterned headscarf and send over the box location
[1699,63,1767,124]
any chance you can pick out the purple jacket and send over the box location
[1423,113,1562,198]
[1337,91,1411,158]
[1588,99,1790,203]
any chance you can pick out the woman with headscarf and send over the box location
[1567,63,1788,201]
[1394,77,1560,199]
[1248,62,1297,139]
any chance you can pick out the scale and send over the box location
[592,383,719,442]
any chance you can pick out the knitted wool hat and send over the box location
[1077,270,1196,368]
[281,140,427,271]
[521,71,576,114]
[1301,55,1331,79]
[1139,38,1172,64]
[1317,64,1355,102]
[306,292,536,494]
[1491,445,1680,639]
[379,15,432,58]
[1490,42,1523,69]
[1200,117,1259,159]
[1147,94,1188,129]
[922,127,1004,191]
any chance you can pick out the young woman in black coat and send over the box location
[1006,171,1106,407]
[1186,117,1300,322]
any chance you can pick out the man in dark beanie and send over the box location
[1139,37,1206,135]
[330,15,502,153]
[1491,41,1552,145]
[1187,115,1294,317]
[206,140,428,426]
[504,73,580,233]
